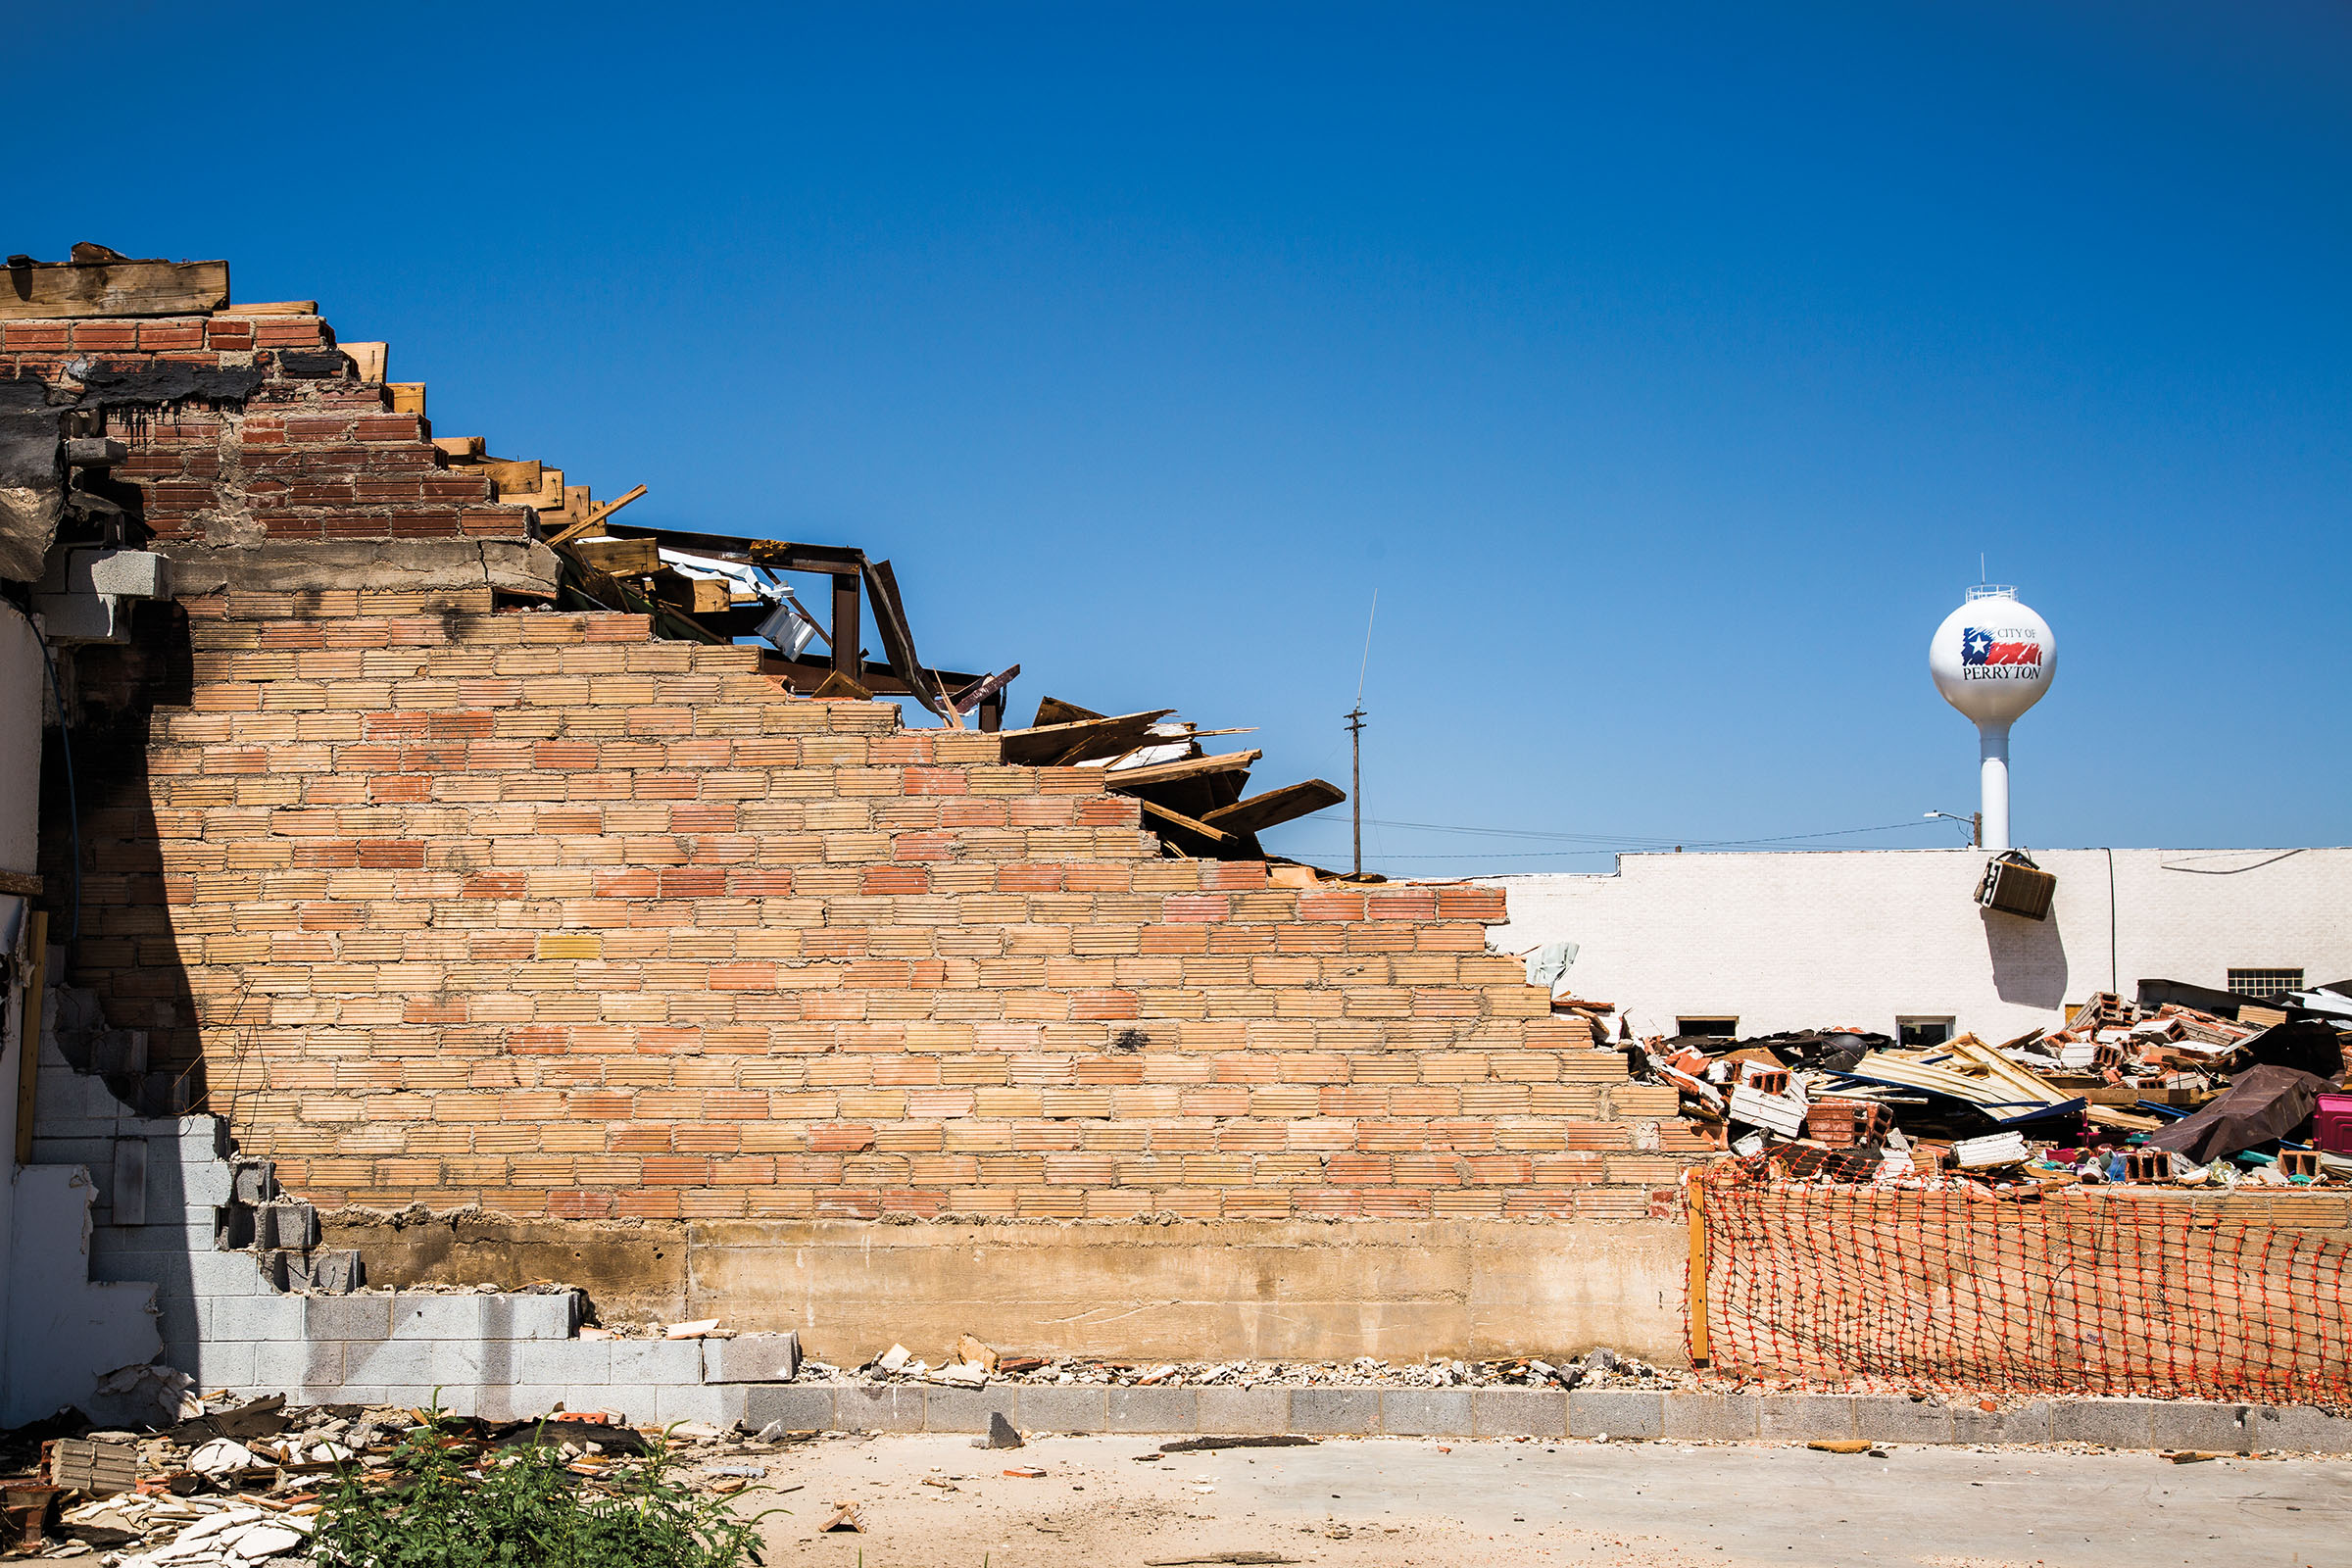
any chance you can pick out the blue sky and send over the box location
[21,2,2347,873]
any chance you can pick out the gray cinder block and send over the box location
[700,1332,801,1383]
[516,1341,612,1385]
[303,1295,392,1343]
[390,1295,488,1342]
[1662,1392,1758,1442]
[745,1386,838,1433]
[835,1384,925,1433]
[1291,1388,1380,1436]
[1568,1389,1665,1441]
[923,1387,1021,1434]
[209,1295,303,1343]
[1754,1395,1854,1443]
[610,1340,701,1386]
[2049,1398,2157,1449]
[1195,1387,1291,1437]
[1856,1396,1956,1445]
[1472,1388,1567,1439]
[482,1295,575,1342]
[1014,1386,1108,1433]
[1104,1387,1197,1434]
[1380,1389,1474,1437]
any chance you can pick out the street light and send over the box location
[1923,809,1982,848]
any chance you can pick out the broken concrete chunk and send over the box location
[187,1438,262,1478]
[955,1333,1001,1372]
[972,1411,1025,1449]
[664,1319,721,1340]
[876,1344,912,1374]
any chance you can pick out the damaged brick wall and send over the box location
[15,304,1709,1227]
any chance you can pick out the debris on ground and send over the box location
[973,1413,1025,1450]
[0,1394,816,1563]
[836,1348,1675,1391]
[1630,982,2352,1189]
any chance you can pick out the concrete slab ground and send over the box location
[755,1432,2352,1567]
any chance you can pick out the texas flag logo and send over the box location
[1962,628,2041,666]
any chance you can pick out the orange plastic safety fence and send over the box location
[1690,1161,2352,1404]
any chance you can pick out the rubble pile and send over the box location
[1638,981,2352,1189]
[0,1396,802,1564]
[836,1342,1674,1392]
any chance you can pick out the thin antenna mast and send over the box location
[1347,591,1377,878]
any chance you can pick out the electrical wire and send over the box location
[1270,818,1956,860]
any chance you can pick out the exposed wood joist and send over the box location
[1200,779,1346,836]
[994,710,1176,767]
[1134,799,1236,847]
[1099,749,1263,790]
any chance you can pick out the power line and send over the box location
[1270,817,1959,861]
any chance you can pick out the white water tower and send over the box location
[1928,584,2055,853]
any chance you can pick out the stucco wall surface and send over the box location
[1485,847,2352,1041]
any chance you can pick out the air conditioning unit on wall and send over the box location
[1977,850,2056,921]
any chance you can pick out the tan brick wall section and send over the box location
[73,605,1706,1222]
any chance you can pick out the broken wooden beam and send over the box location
[1032,696,1105,726]
[0,255,229,319]
[995,710,1175,767]
[569,536,662,576]
[1200,779,1346,836]
[1100,750,1263,791]
[1134,798,1236,847]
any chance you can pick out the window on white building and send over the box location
[1897,1016,1954,1048]
[1676,1017,1739,1039]
[2228,968,2304,999]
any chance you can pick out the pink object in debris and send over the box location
[2314,1093,2352,1155]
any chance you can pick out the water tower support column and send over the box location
[1978,719,2011,853]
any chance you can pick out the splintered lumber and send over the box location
[570,536,662,576]
[1135,799,1235,847]
[1033,696,1104,727]
[1845,1046,2081,1125]
[1943,1034,2071,1106]
[1200,779,1345,836]
[584,483,648,528]
[550,483,649,545]
[996,710,1175,767]
[387,383,426,416]
[810,669,873,701]
[1101,750,1262,791]
[1,256,229,319]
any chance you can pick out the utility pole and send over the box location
[1346,706,1366,878]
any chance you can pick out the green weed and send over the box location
[313,1407,774,1568]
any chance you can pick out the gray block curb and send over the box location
[229,1372,2352,1452]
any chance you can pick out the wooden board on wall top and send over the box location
[0,258,230,319]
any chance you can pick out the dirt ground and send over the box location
[749,1432,2352,1568]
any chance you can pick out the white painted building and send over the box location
[1484,847,2352,1044]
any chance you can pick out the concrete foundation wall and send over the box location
[1487,847,2352,1041]
[323,1214,1690,1365]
